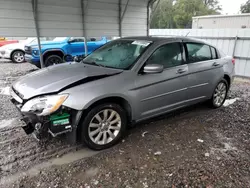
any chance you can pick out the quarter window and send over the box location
[186,43,212,63]
[146,43,183,69]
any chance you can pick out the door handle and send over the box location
[177,69,187,74]
[213,62,220,67]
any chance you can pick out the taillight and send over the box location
[232,58,235,65]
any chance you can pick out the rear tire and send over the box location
[44,55,63,67]
[210,78,229,108]
[11,50,25,63]
[80,103,127,150]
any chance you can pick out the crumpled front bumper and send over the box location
[10,97,74,140]
[10,98,51,139]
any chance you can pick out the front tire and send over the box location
[210,78,228,108]
[80,103,127,150]
[44,55,63,67]
[11,50,25,63]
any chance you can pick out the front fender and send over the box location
[63,92,132,111]
[42,48,66,56]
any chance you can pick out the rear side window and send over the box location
[211,47,218,59]
[186,43,212,63]
[146,42,183,69]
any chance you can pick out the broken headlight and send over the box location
[21,94,68,116]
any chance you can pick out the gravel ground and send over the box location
[0,62,81,184]
[0,61,250,188]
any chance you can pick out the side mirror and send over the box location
[143,64,164,74]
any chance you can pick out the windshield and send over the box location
[53,37,68,42]
[83,39,151,70]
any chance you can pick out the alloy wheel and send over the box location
[13,52,24,63]
[213,82,227,107]
[88,109,121,145]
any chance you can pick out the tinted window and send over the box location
[70,37,85,42]
[211,47,217,59]
[186,43,212,63]
[147,43,183,69]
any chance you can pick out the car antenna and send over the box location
[185,32,190,37]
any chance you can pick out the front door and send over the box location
[135,42,189,120]
[184,42,224,102]
[68,37,85,56]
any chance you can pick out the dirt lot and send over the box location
[0,61,250,188]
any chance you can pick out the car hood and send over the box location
[2,43,24,50]
[12,63,122,100]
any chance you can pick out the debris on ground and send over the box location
[142,131,148,137]
[154,151,162,156]
[223,98,240,107]
[197,139,204,143]
[205,153,210,157]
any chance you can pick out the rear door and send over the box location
[184,42,224,102]
[135,41,189,120]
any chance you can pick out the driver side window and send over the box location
[146,42,183,69]
[69,37,85,42]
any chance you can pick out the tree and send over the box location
[173,0,212,28]
[203,0,221,11]
[150,0,176,28]
[241,0,250,13]
[150,0,220,29]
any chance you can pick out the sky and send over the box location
[219,0,248,14]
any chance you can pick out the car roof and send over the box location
[121,36,208,45]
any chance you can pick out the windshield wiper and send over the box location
[82,61,106,67]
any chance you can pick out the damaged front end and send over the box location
[9,63,123,142]
[10,88,81,142]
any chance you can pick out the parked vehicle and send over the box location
[24,37,108,68]
[10,36,235,150]
[0,39,18,47]
[0,38,42,63]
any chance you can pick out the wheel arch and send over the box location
[82,96,133,124]
[43,49,65,60]
[223,74,231,87]
[10,49,25,58]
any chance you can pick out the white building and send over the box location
[192,14,250,29]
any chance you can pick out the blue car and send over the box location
[24,37,108,68]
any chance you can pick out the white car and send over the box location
[0,38,40,63]
[0,38,36,63]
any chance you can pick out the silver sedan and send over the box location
[11,36,235,150]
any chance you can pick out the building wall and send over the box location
[192,14,250,29]
[0,0,149,38]
[121,0,148,36]
[37,0,84,37]
[150,29,250,77]
[0,0,36,36]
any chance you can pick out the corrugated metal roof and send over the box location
[0,0,154,37]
